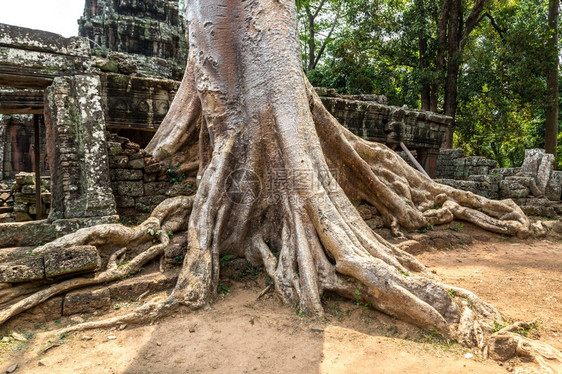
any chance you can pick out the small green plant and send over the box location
[18,329,35,341]
[218,283,229,295]
[297,311,306,318]
[450,223,464,232]
[354,289,361,305]
[234,262,263,280]
[136,202,151,213]
[386,325,399,335]
[114,303,121,310]
[491,321,509,333]
[147,228,162,243]
[167,164,186,185]
[220,254,235,268]
[167,230,174,237]
[447,289,456,298]
[58,332,68,341]
[418,224,434,233]
[399,269,410,277]
[54,318,61,325]
[173,254,184,266]
[404,199,413,206]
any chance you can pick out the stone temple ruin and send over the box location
[0,0,559,325]
[0,1,559,240]
[0,0,454,232]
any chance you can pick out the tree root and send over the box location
[0,196,193,326]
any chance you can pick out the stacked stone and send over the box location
[12,172,51,222]
[78,0,188,80]
[436,148,562,217]
[318,94,451,150]
[436,149,466,179]
[107,134,195,218]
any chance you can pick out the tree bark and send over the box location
[545,0,559,160]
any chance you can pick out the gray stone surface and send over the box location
[520,149,545,175]
[537,153,555,193]
[546,171,562,201]
[43,245,101,278]
[0,255,44,283]
[45,74,116,220]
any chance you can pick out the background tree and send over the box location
[545,0,559,159]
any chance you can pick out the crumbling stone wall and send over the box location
[45,74,116,220]
[11,172,51,222]
[78,0,188,80]
[0,115,48,178]
[107,133,195,219]
[436,149,562,217]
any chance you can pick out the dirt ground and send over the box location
[1,221,561,374]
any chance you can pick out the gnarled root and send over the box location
[0,196,193,326]
[488,321,562,374]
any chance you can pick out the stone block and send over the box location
[520,149,545,175]
[109,155,130,168]
[546,171,562,201]
[14,212,32,222]
[537,153,555,193]
[63,287,111,315]
[136,195,166,208]
[21,185,36,194]
[0,256,44,283]
[117,181,144,197]
[468,175,502,184]
[10,296,63,325]
[499,180,530,198]
[144,182,170,196]
[15,172,35,186]
[129,158,146,169]
[107,141,123,156]
[116,195,135,208]
[144,162,163,174]
[143,173,157,182]
[43,245,101,278]
[114,169,143,181]
[14,193,36,204]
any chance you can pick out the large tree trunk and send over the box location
[2,0,560,371]
[144,0,540,341]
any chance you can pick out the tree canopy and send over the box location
[298,0,561,167]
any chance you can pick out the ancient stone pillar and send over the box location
[44,74,116,220]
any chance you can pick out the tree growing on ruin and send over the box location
[1,0,560,371]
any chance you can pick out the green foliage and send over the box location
[449,223,464,232]
[297,0,559,163]
[219,254,235,268]
[418,224,434,233]
[218,283,230,295]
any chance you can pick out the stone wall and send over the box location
[0,114,48,178]
[78,0,188,80]
[436,149,562,217]
[107,133,195,218]
[319,92,450,177]
[45,74,116,220]
[11,172,51,222]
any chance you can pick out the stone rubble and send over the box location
[436,149,562,217]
